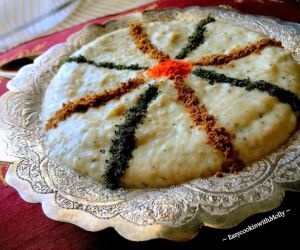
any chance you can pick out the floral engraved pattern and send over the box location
[1,7,300,241]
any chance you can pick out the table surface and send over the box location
[1,1,300,249]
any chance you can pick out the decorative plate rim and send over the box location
[1,6,300,241]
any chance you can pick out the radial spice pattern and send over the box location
[43,16,300,188]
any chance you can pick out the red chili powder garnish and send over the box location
[147,60,192,79]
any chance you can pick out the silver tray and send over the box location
[1,7,300,241]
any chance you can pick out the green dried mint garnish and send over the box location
[175,16,215,60]
[104,85,159,189]
[67,55,148,70]
[193,67,300,112]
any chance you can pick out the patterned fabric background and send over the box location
[0,0,153,53]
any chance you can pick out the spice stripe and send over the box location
[45,76,145,130]
[193,68,300,112]
[129,23,170,62]
[172,76,244,174]
[192,38,282,66]
[104,85,159,189]
[66,55,148,70]
[175,16,215,60]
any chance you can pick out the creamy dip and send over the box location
[41,19,300,188]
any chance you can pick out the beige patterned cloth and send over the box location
[0,0,153,53]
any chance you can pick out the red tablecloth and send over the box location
[1,1,300,249]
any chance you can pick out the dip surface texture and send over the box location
[42,19,300,188]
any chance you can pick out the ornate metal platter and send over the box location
[1,7,300,241]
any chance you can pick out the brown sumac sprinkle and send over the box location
[172,76,244,174]
[129,23,170,62]
[193,38,282,66]
[45,76,145,131]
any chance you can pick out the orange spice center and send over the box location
[147,60,192,79]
